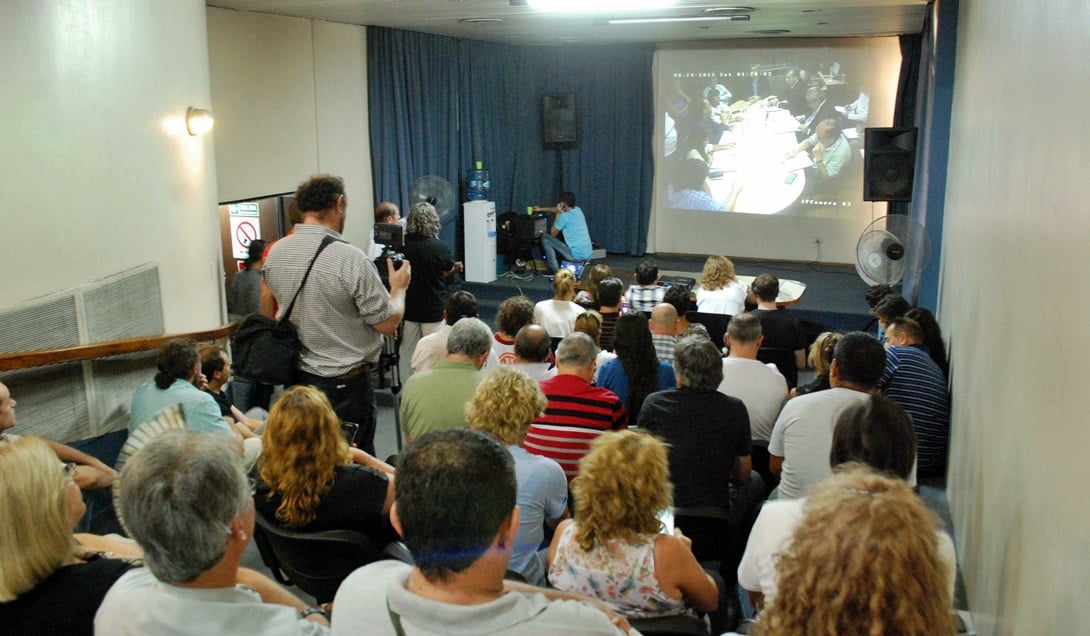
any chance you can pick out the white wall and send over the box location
[0,0,222,332]
[207,9,374,249]
[943,0,1090,633]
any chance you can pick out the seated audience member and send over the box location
[574,263,614,308]
[467,368,568,586]
[227,239,266,319]
[332,429,625,636]
[871,293,911,335]
[879,317,950,478]
[597,314,676,427]
[741,394,953,612]
[594,277,625,351]
[129,338,261,468]
[97,431,330,634]
[696,255,747,316]
[572,311,617,382]
[790,331,841,398]
[719,314,788,441]
[864,284,895,315]
[0,381,116,490]
[640,336,763,528]
[255,386,397,549]
[745,467,956,634]
[627,258,666,313]
[534,269,584,338]
[401,318,492,443]
[412,291,497,374]
[906,306,950,379]
[649,303,679,363]
[492,295,536,366]
[749,274,806,369]
[0,437,139,636]
[663,284,710,341]
[667,157,728,212]
[525,333,627,481]
[768,332,886,499]
[512,325,558,382]
[200,345,265,432]
[549,431,723,628]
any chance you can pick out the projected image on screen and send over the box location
[658,41,900,218]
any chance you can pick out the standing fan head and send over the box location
[408,176,457,226]
[855,215,931,286]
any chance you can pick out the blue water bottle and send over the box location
[467,161,490,201]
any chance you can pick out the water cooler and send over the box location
[463,200,496,283]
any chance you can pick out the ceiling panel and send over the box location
[207,1,928,45]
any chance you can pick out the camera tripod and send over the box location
[376,323,405,454]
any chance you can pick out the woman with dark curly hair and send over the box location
[597,313,676,426]
[548,431,719,623]
[255,385,397,547]
[906,307,949,378]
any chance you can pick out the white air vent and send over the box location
[0,264,164,442]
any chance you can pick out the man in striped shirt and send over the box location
[264,175,410,456]
[879,317,950,478]
[524,333,626,481]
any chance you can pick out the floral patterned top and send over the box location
[547,522,690,618]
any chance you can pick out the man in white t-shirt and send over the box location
[717,314,789,443]
[740,394,954,613]
[768,332,886,499]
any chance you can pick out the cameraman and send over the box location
[399,201,463,381]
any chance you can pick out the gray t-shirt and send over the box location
[332,561,622,636]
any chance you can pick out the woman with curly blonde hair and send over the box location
[534,268,583,337]
[548,431,720,622]
[696,255,747,316]
[466,366,566,585]
[0,437,139,634]
[755,466,957,636]
[255,385,397,546]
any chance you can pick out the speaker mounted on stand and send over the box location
[863,127,918,202]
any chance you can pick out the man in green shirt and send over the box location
[400,318,493,442]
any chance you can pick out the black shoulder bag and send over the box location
[232,236,337,385]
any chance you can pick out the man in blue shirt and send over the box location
[535,191,592,273]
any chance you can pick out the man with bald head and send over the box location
[367,201,401,259]
[649,303,679,364]
[791,118,852,186]
[525,333,626,481]
[512,324,556,382]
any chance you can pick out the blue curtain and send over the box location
[368,27,655,255]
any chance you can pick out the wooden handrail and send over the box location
[0,323,237,372]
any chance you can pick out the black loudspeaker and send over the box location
[512,213,548,241]
[863,127,919,202]
[543,94,577,144]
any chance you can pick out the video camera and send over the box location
[373,223,406,287]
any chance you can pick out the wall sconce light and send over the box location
[186,107,214,136]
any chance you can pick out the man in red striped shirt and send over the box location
[524,333,626,481]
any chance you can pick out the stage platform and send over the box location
[460,254,877,342]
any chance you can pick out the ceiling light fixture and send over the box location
[459,17,504,23]
[702,6,756,14]
[609,15,748,24]
[528,0,677,12]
